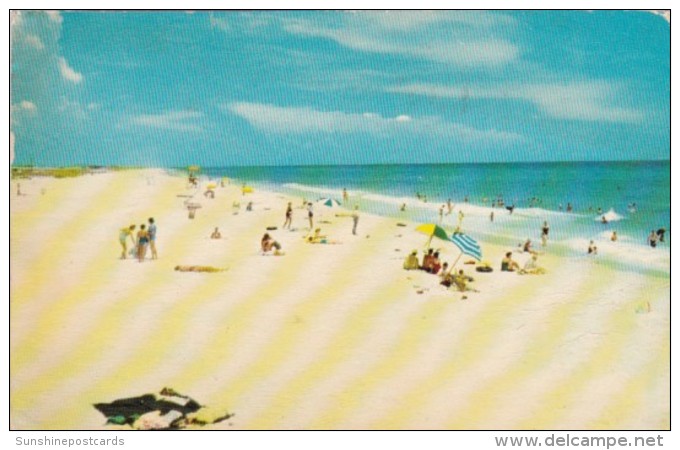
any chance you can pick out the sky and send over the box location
[10,10,670,167]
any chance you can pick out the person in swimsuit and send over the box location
[148,217,157,260]
[211,227,222,239]
[307,202,314,230]
[648,230,658,248]
[283,202,293,229]
[541,221,550,246]
[588,241,598,255]
[501,252,520,272]
[136,224,149,262]
[119,224,136,259]
[656,228,666,243]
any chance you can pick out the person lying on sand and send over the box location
[261,233,284,255]
[519,255,546,275]
[175,265,226,273]
[501,252,520,272]
[305,228,340,244]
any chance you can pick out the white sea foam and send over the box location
[593,208,625,222]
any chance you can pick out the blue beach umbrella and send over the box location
[317,198,342,208]
[450,232,482,263]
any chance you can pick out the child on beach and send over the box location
[119,225,136,259]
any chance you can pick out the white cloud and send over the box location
[282,12,519,67]
[131,110,204,132]
[23,34,45,50]
[58,57,83,83]
[390,81,643,123]
[11,100,37,124]
[225,102,521,143]
[45,11,63,24]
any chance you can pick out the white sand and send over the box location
[10,169,669,429]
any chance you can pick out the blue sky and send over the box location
[10,10,669,166]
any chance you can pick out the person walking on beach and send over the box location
[343,188,349,204]
[439,205,445,223]
[541,221,550,246]
[148,217,158,260]
[136,224,150,262]
[352,205,360,236]
[119,224,136,259]
[283,202,293,229]
[307,202,314,230]
[490,211,494,222]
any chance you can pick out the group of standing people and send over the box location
[119,217,157,262]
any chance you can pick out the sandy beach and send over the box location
[9,169,669,430]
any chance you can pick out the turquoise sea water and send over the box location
[195,161,669,275]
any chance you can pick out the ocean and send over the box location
[193,161,669,276]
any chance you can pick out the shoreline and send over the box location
[10,169,669,429]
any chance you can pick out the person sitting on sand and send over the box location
[588,240,598,255]
[210,227,222,239]
[246,201,253,212]
[136,224,150,262]
[403,250,420,270]
[440,265,454,287]
[520,255,546,275]
[175,265,226,273]
[430,251,442,274]
[452,270,474,292]
[119,224,136,259]
[204,186,215,199]
[421,248,435,271]
[261,233,283,255]
[501,252,520,272]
